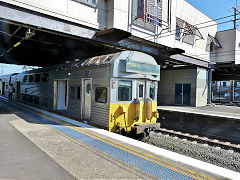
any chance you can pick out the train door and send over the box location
[16,82,20,100]
[175,84,191,105]
[137,80,147,121]
[82,78,92,119]
[54,80,68,110]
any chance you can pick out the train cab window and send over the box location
[95,87,107,103]
[118,80,132,101]
[138,84,144,98]
[150,82,155,100]
[42,73,49,82]
[23,75,28,82]
[34,74,40,82]
[29,75,33,83]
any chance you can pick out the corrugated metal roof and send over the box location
[56,52,119,71]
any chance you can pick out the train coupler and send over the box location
[134,123,161,134]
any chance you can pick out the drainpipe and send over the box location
[208,63,214,104]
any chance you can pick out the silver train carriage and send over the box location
[0,51,161,135]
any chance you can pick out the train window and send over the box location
[41,98,48,107]
[77,87,81,100]
[95,87,107,103]
[138,84,144,98]
[29,75,33,83]
[34,74,40,82]
[150,82,155,100]
[42,73,49,82]
[23,94,27,102]
[34,96,40,105]
[86,84,91,94]
[28,95,33,103]
[23,75,28,82]
[118,80,132,101]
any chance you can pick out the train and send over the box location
[0,51,160,137]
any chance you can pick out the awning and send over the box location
[208,34,222,48]
[176,18,204,39]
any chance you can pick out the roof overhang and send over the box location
[169,54,209,68]
[96,28,131,41]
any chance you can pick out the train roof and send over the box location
[56,51,157,70]
[12,51,158,75]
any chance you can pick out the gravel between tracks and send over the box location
[143,132,240,172]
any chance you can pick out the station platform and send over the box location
[158,105,240,120]
[157,105,240,142]
[0,97,239,179]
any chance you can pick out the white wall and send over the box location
[215,29,236,64]
[235,30,240,64]
[158,69,197,106]
[196,68,208,107]
[2,0,107,30]
[215,29,240,64]
[158,68,208,107]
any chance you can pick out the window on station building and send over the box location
[182,34,195,45]
[73,0,97,6]
[175,24,182,40]
[118,80,132,101]
[95,87,107,103]
[28,75,33,83]
[137,0,144,18]
[42,73,49,83]
[176,17,203,45]
[34,74,40,82]
[136,0,163,27]
[150,82,155,100]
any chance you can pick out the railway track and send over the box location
[155,128,240,153]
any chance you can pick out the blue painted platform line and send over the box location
[1,99,213,180]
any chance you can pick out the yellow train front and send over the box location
[108,51,160,137]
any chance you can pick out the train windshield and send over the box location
[150,82,155,100]
[118,80,132,101]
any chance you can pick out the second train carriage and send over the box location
[2,51,161,135]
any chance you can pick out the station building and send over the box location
[209,28,240,105]
[0,0,220,107]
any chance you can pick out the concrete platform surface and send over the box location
[0,98,239,179]
[158,105,240,120]
[0,102,75,180]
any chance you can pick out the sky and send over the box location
[186,0,239,31]
[1,0,239,75]
[0,63,39,76]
